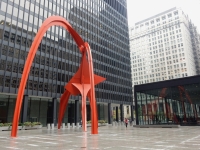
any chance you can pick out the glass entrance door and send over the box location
[0,94,9,123]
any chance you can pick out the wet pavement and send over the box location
[0,124,200,150]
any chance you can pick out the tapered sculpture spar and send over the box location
[11,16,105,137]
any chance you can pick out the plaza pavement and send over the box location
[0,124,200,150]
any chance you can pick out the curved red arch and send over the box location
[11,16,97,137]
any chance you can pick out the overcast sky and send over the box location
[127,0,200,31]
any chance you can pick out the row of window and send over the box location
[134,9,178,28]
[1,50,131,84]
[134,70,188,80]
[2,27,131,74]
[0,74,131,102]
[0,58,132,94]
[133,16,180,34]
[134,73,188,85]
[1,27,130,72]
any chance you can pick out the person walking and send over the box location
[124,118,128,128]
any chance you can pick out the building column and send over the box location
[120,104,124,121]
[135,93,139,125]
[108,103,111,124]
[52,98,57,126]
[199,106,200,113]
[193,104,197,119]
[116,107,118,122]
[131,105,134,121]
[75,100,79,125]
[21,95,28,123]
[164,98,169,122]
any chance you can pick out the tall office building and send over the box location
[0,0,133,125]
[189,22,200,75]
[130,7,199,91]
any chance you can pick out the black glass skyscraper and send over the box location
[0,0,132,125]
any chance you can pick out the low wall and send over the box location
[133,125,180,128]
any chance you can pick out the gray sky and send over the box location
[127,0,200,31]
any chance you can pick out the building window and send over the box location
[162,16,166,20]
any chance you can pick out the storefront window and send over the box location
[28,97,40,122]
[0,94,9,123]
[7,95,16,123]
[39,98,49,126]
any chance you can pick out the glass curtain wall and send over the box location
[0,94,108,125]
[27,97,50,126]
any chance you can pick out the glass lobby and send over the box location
[0,94,107,126]
[135,81,200,126]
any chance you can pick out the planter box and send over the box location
[10,126,22,130]
[23,125,42,130]
[34,125,42,129]
[23,126,32,130]
[87,123,108,127]
[0,126,9,131]
[0,126,22,131]
[99,123,108,126]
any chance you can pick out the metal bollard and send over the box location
[47,123,50,130]
[51,123,54,130]
[62,123,65,129]
[76,123,79,128]
[72,123,75,128]
[67,123,70,129]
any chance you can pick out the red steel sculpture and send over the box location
[11,16,105,137]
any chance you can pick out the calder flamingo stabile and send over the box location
[11,16,105,137]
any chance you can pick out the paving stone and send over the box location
[0,125,200,149]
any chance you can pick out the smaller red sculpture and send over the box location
[58,43,105,132]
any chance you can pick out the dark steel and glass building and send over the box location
[0,0,133,126]
[134,75,200,126]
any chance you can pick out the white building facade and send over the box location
[130,7,197,90]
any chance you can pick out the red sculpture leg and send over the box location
[87,91,98,133]
[72,83,91,132]
[81,85,91,132]
[58,91,71,129]
[85,43,98,134]
[81,93,87,132]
